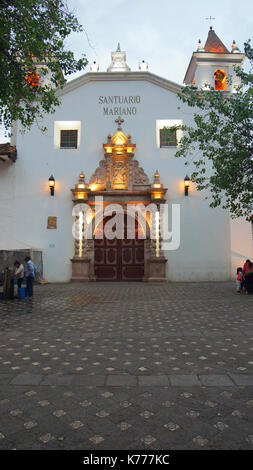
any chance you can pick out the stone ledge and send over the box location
[6,373,253,387]
[139,375,169,386]
[228,374,253,386]
[10,373,43,385]
[169,374,201,386]
[106,375,137,386]
[199,374,235,386]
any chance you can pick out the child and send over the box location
[236,267,243,293]
[14,261,24,288]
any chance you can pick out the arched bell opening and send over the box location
[214,69,227,90]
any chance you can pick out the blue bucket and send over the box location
[18,287,26,300]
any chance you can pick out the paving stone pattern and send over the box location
[0,281,253,449]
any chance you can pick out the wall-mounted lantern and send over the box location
[184,175,190,196]
[49,174,55,196]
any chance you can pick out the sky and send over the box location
[65,0,253,81]
[1,0,252,141]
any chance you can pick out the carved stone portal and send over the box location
[132,160,150,187]
[89,160,107,187]
[71,118,168,282]
[89,120,150,191]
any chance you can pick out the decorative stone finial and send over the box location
[72,171,89,200]
[197,39,205,52]
[107,46,131,72]
[77,171,86,187]
[231,40,240,53]
[79,171,85,180]
[139,60,148,71]
[90,61,99,72]
[153,170,161,185]
[151,169,166,201]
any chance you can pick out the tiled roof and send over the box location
[0,143,17,162]
[204,28,229,53]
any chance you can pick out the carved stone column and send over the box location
[143,172,168,282]
[145,256,168,282]
[71,256,90,281]
[87,239,96,281]
[71,213,90,280]
[71,173,92,281]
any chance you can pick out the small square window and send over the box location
[60,130,78,149]
[160,128,177,148]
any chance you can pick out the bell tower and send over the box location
[184,27,245,92]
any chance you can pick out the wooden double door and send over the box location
[94,216,144,281]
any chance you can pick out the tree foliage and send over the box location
[174,40,253,220]
[0,0,88,131]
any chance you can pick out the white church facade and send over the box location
[0,28,252,282]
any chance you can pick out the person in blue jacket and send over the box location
[24,256,36,298]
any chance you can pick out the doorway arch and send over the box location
[94,214,145,281]
[70,118,168,282]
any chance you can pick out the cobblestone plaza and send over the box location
[0,281,253,450]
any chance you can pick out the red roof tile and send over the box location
[204,28,229,53]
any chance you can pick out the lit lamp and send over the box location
[184,175,190,196]
[49,174,55,196]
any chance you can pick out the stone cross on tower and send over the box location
[205,16,216,27]
[115,116,124,130]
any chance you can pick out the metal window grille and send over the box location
[160,129,177,148]
[60,130,78,149]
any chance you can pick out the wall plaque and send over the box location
[47,216,57,229]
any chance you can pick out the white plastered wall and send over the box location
[0,77,232,282]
